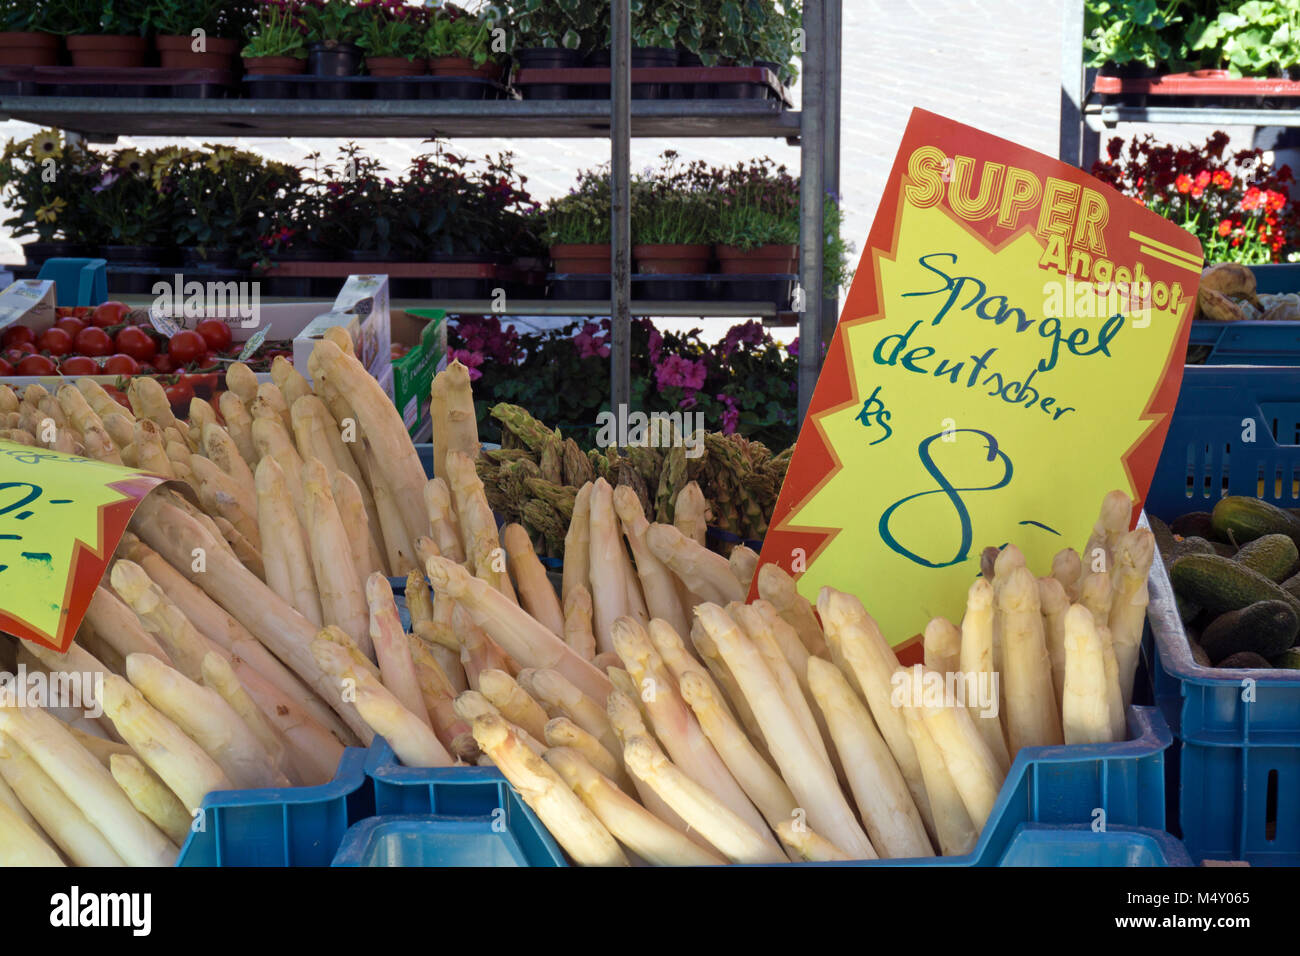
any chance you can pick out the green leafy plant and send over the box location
[542,165,612,245]
[423,3,495,64]
[143,0,255,37]
[822,192,853,298]
[0,130,101,243]
[357,0,423,59]
[0,0,53,32]
[79,147,172,246]
[300,0,364,45]
[43,0,151,35]
[241,0,309,58]
[631,150,717,245]
[1082,0,1212,69]
[506,0,601,51]
[1188,1,1300,76]
[714,157,799,249]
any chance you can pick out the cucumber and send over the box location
[1211,495,1300,548]
[1234,534,1300,582]
[1282,572,1300,602]
[1199,600,1299,662]
[1149,514,1177,565]
[1169,553,1300,617]
[1175,592,1201,624]
[1273,647,1300,669]
[1216,651,1272,670]
[1172,536,1217,562]
[1170,511,1215,540]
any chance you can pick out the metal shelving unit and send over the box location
[1,0,840,421]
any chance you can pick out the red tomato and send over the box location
[90,301,131,328]
[151,353,174,374]
[16,354,57,375]
[36,327,74,356]
[0,358,12,375]
[54,317,86,337]
[114,325,157,362]
[74,326,114,357]
[3,345,34,364]
[195,319,233,352]
[101,353,140,376]
[101,383,131,409]
[1,325,34,348]
[59,355,100,375]
[167,330,206,365]
[164,381,194,409]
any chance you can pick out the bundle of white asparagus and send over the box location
[0,350,1156,867]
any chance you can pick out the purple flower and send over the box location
[721,320,769,357]
[655,354,707,392]
[92,170,121,193]
[787,336,799,357]
[574,321,610,359]
[717,393,740,434]
[450,348,485,381]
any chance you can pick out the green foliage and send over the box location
[241,0,308,58]
[507,0,601,51]
[143,0,255,37]
[300,0,364,45]
[631,151,717,245]
[0,0,53,32]
[356,0,423,59]
[42,0,151,35]
[542,166,612,245]
[1189,1,1300,76]
[423,3,497,63]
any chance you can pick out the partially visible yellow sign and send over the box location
[759,109,1201,652]
[0,441,166,651]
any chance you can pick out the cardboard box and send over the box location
[0,279,55,330]
[392,308,447,441]
[293,274,391,396]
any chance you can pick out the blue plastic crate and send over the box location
[993,824,1192,867]
[1187,265,1300,365]
[362,737,566,866]
[360,710,1168,866]
[1146,365,1300,519]
[175,747,374,867]
[1141,545,1300,865]
[332,814,562,867]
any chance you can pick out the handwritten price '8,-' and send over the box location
[0,482,67,575]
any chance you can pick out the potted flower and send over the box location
[0,0,58,66]
[301,0,365,76]
[0,130,99,261]
[631,151,716,277]
[82,147,173,268]
[241,0,309,74]
[713,157,799,273]
[425,3,498,79]
[50,0,151,68]
[507,0,594,69]
[145,0,253,70]
[301,144,404,261]
[543,165,611,275]
[357,0,425,76]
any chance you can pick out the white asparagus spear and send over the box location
[610,617,774,843]
[0,732,126,866]
[503,523,565,636]
[543,717,625,788]
[366,572,431,729]
[407,637,478,763]
[604,689,704,841]
[776,820,852,862]
[1052,548,1083,603]
[109,753,192,847]
[474,713,627,866]
[131,493,371,744]
[757,562,830,659]
[817,587,934,839]
[1109,528,1154,711]
[430,360,480,480]
[0,796,64,866]
[218,391,257,466]
[901,684,977,857]
[1080,571,1127,738]
[200,653,294,785]
[453,691,545,755]
[677,670,795,832]
[924,617,962,676]
[526,668,619,757]
[424,555,611,702]
[255,456,324,626]
[333,471,386,587]
[479,668,550,742]
[997,567,1064,754]
[1062,605,1115,745]
[67,726,132,768]
[252,416,308,529]
[1039,576,1071,712]
[562,482,593,601]
[614,485,691,640]
[303,458,372,656]
[125,653,287,790]
[354,682,452,768]
[729,545,759,594]
[958,578,1011,773]
[423,477,465,564]
[254,381,294,444]
[109,559,212,681]
[916,674,1006,834]
[622,733,785,864]
[0,700,175,866]
[587,479,629,654]
[85,586,173,666]
[807,657,933,859]
[543,746,724,866]
[563,585,598,662]
[689,618,769,754]
[1097,622,1128,742]
[697,603,875,859]
[672,481,709,546]
[646,523,744,605]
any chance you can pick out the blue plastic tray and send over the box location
[360,709,1169,866]
[993,824,1192,867]
[1142,541,1300,865]
[362,737,566,866]
[175,747,374,867]
[1187,264,1300,364]
[333,814,560,867]
[1146,365,1300,519]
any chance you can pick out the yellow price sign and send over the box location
[0,441,167,652]
[759,109,1202,655]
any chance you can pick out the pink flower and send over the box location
[717,393,740,434]
[450,349,485,381]
[573,322,610,359]
[721,320,768,357]
[655,354,707,392]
